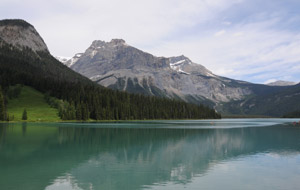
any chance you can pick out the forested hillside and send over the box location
[221,83,300,117]
[0,40,220,120]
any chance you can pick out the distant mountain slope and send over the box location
[267,80,297,86]
[0,19,220,120]
[65,39,254,105]
[62,39,300,117]
[221,83,300,117]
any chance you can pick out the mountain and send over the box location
[66,39,253,105]
[0,19,48,53]
[59,53,83,67]
[64,39,300,117]
[55,56,71,65]
[221,83,300,117]
[0,19,220,120]
[267,80,297,86]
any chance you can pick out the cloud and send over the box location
[145,4,300,83]
[214,30,226,37]
[0,0,300,83]
[0,0,244,55]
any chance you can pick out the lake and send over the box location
[1,119,300,190]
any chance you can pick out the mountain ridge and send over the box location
[58,38,300,117]
[1,18,297,118]
[0,19,220,120]
[63,39,252,105]
[0,19,49,53]
[266,80,297,86]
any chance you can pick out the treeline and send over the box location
[0,43,221,120]
[282,110,300,118]
[0,85,23,121]
[0,86,6,121]
[43,84,219,120]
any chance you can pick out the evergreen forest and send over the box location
[0,42,221,121]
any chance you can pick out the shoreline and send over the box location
[2,117,300,124]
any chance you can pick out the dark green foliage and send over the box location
[22,108,27,120]
[45,94,75,120]
[0,86,6,120]
[44,93,61,108]
[7,114,14,121]
[7,84,22,99]
[58,101,76,120]
[0,42,221,120]
[76,104,82,120]
[282,110,300,118]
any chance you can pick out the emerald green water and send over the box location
[1,119,300,190]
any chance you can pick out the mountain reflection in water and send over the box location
[0,120,300,190]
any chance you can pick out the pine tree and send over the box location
[82,104,89,120]
[76,104,82,120]
[22,108,27,120]
[69,102,76,120]
[0,86,6,121]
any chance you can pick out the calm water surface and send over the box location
[1,119,300,190]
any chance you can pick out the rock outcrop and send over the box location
[66,39,252,104]
[0,19,49,53]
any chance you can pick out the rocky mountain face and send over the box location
[1,19,297,117]
[267,80,297,86]
[0,19,48,53]
[0,19,93,85]
[64,39,252,105]
[62,39,300,116]
[0,19,220,120]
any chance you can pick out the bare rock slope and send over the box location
[0,19,48,53]
[65,39,252,105]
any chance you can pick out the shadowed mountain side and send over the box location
[0,19,220,121]
[68,40,253,104]
[221,83,300,116]
[63,39,300,116]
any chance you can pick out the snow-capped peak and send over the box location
[55,56,71,64]
[62,53,83,67]
[169,56,191,75]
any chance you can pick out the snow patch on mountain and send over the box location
[67,39,252,103]
[64,53,83,67]
[90,75,102,80]
[169,56,191,75]
[206,72,216,77]
[55,56,71,64]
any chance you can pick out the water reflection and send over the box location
[0,121,300,190]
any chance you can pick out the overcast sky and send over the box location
[1,0,300,84]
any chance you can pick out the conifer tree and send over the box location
[0,86,6,121]
[70,104,76,120]
[76,104,82,120]
[22,108,27,120]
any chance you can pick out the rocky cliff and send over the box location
[0,19,48,53]
[64,39,252,105]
